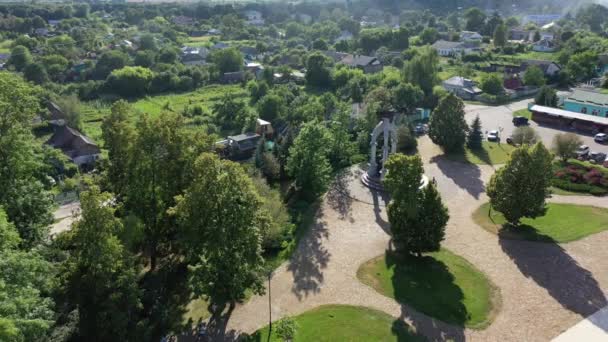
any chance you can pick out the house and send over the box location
[211,42,229,50]
[221,71,245,84]
[564,88,608,117]
[256,118,274,138]
[181,47,208,65]
[442,76,483,100]
[503,74,524,90]
[225,133,261,159]
[523,14,562,26]
[34,28,50,36]
[339,54,382,74]
[460,31,482,42]
[207,28,221,35]
[532,39,556,52]
[172,16,195,26]
[431,40,478,57]
[245,62,264,79]
[46,125,101,168]
[521,60,561,77]
[48,19,61,27]
[47,101,65,125]
[120,40,134,49]
[509,28,531,41]
[322,50,349,63]
[529,31,554,42]
[243,10,264,26]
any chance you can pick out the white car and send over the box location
[594,133,608,143]
[487,130,499,142]
[576,145,590,157]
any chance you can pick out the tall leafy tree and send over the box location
[487,143,553,225]
[552,133,582,162]
[464,7,486,32]
[66,187,142,341]
[402,47,439,97]
[493,23,507,47]
[101,100,135,197]
[305,52,332,88]
[173,153,266,306]
[8,45,32,71]
[524,66,546,87]
[428,93,468,153]
[287,121,332,199]
[391,83,424,115]
[384,154,448,255]
[0,73,53,247]
[535,86,557,107]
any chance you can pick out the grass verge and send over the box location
[357,249,500,329]
[247,305,425,341]
[472,202,608,242]
[448,141,515,165]
[513,108,532,119]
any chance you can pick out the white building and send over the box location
[432,40,478,57]
[460,31,483,42]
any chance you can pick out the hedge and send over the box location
[552,179,608,196]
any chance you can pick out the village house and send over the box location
[509,28,531,41]
[245,62,264,79]
[523,14,562,26]
[521,60,561,77]
[564,88,608,117]
[221,132,261,159]
[442,76,483,100]
[171,16,195,26]
[431,40,478,57]
[181,47,208,66]
[532,38,556,52]
[46,125,101,168]
[322,50,349,63]
[460,31,483,42]
[339,54,383,74]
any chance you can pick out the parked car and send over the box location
[414,123,426,135]
[589,151,607,163]
[594,133,608,143]
[487,130,499,142]
[576,145,590,158]
[512,116,529,126]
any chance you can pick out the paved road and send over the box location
[51,201,80,237]
[464,100,608,155]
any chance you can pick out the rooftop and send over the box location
[566,89,608,107]
[531,104,608,125]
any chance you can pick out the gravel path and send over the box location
[224,136,608,341]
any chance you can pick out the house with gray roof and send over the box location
[46,125,101,167]
[431,40,479,57]
[564,88,608,117]
[339,54,382,74]
[442,76,483,100]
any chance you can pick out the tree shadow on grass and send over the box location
[430,155,485,199]
[386,250,467,341]
[499,232,608,333]
[386,251,469,327]
[468,145,492,166]
[288,208,331,300]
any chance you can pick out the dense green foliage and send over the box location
[428,93,468,153]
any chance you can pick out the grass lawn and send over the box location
[248,305,424,342]
[550,186,592,196]
[448,141,515,165]
[513,108,532,119]
[80,84,248,143]
[357,249,499,329]
[473,202,608,242]
[496,51,559,62]
[0,39,12,53]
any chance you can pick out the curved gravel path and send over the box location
[224,136,608,341]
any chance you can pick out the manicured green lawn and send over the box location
[448,141,515,165]
[248,305,424,342]
[357,250,499,329]
[473,202,608,242]
[513,108,532,119]
[550,186,592,196]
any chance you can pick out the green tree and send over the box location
[511,126,539,145]
[66,187,142,341]
[0,73,53,247]
[53,94,83,130]
[524,66,546,87]
[467,115,483,149]
[493,23,507,47]
[94,50,129,79]
[105,66,154,98]
[535,86,557,107]
[487,143,553,225]
[173,153,266,306]
[428,93,468,153]
[8,45,32,71]
[210,47,244,74]
[420,27,439,45]
[327,106,357,169]
[464,7,486,32]
[533,31,541,42]
[23,62,49,84]
[139,33,157,51]
[134,50,156,67]
[305,52,332,88]
[287,121,332,199]
[275,317,298,341]
[212,93,248,130]
[384,154,449,255]
[552,133,582,162]
[101,100,135,197]
[567,51,598,81]
[403,47,439,97]
[256,94,286,122]
[391,83,424,115]
[480,73,504,95]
